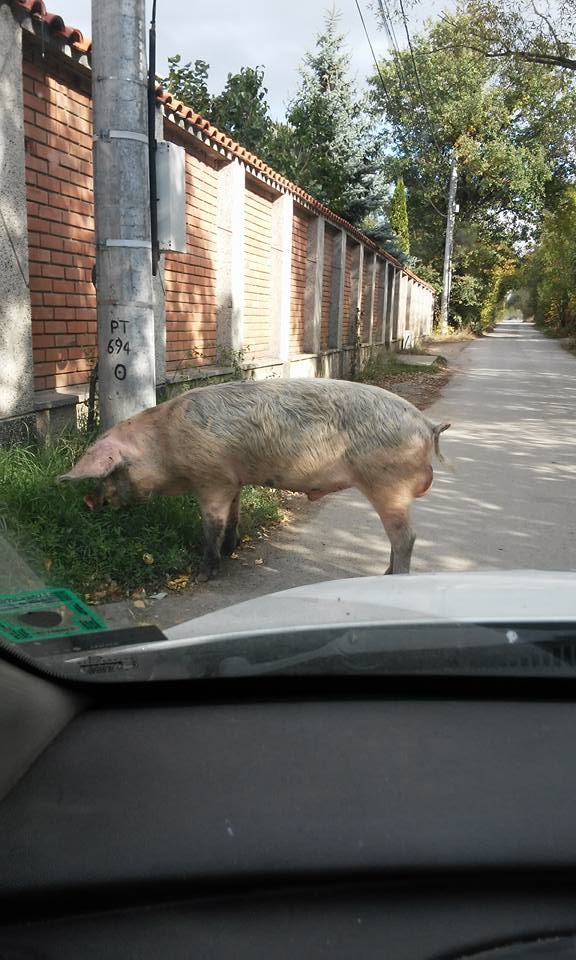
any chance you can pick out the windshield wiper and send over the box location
[19,621,576,683]
[215,624,576,678]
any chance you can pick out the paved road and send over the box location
[414,319,576,574]
[102,320,576,630]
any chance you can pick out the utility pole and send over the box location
[439,160,458,335]
[92,0,156,431]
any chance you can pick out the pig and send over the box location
[58,378,450,580]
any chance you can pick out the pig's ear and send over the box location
[57,438,127,482]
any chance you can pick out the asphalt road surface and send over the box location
[102,319,576,630]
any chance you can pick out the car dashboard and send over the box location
[2,637,576,958]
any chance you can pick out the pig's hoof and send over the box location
[221,534,240,557]
[196,563,218,583]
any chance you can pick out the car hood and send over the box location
[165,570,576,644]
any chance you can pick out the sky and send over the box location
[46,0,445,120]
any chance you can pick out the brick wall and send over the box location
[361,256,373,342]
[320,227,335,350]
[344,244,354,345]
[244,181,273,360]
[23,45,95,391]
[11,23,434,412]
[163,133,220,370]
[384,264,394,340]
[373,262,384,342]
[290,210,309,355]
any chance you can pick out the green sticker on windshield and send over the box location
[0,589,108,643]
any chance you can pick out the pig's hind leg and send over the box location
[196,486,240,582]
[381,505,415,574]
[359,482,416,575]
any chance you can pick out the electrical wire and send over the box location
[352,0,448,221]
[397,0,444,157]
[353,0,395,115]
[376,0,410,90]
[376,0,449,194]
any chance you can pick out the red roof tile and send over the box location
[6,0,91,53]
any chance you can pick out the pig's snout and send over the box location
[82,478,126,511]
[83,487,109,511]
[83,490,112,511]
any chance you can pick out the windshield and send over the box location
[1,0,575,683]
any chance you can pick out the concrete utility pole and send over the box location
[92,0,156,431]
[439,160,458,335]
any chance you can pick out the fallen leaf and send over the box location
[255,558,264,565]
[166,575,190,591]
[133,599,147,609]
[142,553,155,565]
[84,589,108,604]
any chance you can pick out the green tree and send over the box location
[480,258,524,328]
[431,0,576,72]
[161,60,272,156]
[161,55,212,116]
[370,1,576,324]
[359,212,409,263]
[521,187,576,331]
[389,177,410,254]
[266,10,387,226]
[210,66,271,155]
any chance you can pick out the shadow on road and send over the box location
[413,320,576,573]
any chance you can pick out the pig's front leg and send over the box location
[198,515,226,581]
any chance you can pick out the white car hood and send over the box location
[165,570,576,644]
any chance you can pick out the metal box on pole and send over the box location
[156,141,187,253]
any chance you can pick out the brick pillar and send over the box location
[366,251,377,344]
[405,277,414,345]
[270,191,293,362]
[349,243,364,344]
[427,288,435,334]
[304,217,324,354]
[384,263,394,346]
[378,260,389,344]
[0,4,35,434]
[216,158,245,354]
[395,272,409,344]
[328,230,346,349]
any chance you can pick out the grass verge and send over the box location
[0,434,283,602]
[354,350,447,384]
[534,319,576,356]
[352,350,450,412]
